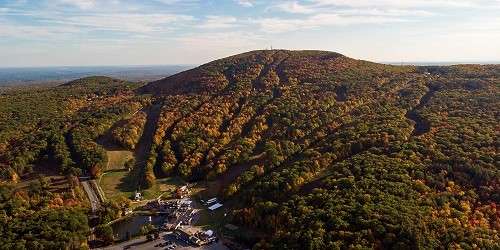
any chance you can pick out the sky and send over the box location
[0,0,499,67]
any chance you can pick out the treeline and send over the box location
[110,111,147,150]
[0,179,90,249]
[0,77,142,180]
[68,100,142,176]
[247,153,499,249]
[0,76,146,249]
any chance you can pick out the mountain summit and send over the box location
[141,50,399,95]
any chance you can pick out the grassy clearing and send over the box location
[100,171,134,201]
[100,172,185,202]
[142,176,185,200]
[105,150,133,171]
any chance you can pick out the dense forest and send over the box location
[0,50,498,249]
[0,76,146,248]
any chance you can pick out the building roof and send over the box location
[208,203,223,211]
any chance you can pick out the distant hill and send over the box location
[0,50,498,249]
[60,76,124,86]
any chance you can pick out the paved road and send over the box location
[82,180,101,212]
[99,232,228,250]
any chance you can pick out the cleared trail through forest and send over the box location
[134,103,162,167]
[121,102,162,190]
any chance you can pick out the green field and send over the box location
[142,176,185,200]
[100,170,185,201]
[105,150,133,171]
[99,171,134,201]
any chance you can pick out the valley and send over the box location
[405,84,439,136]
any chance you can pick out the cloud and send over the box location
[154,0,199,6]
[252,14,406,33]
[334,9,434,17]
[199,16,239,29]
[307,0,491,8]
[1,0,499,66]
[306,0,499,9]
[55,13,195,33]
[274,1,315,14]
[274,1,435,16]
[273,0,500,15]
[176,31,263,48]
[0,5,195,35]
[235,0,255,7]
[57,0,96,9]
[0,21,78,40]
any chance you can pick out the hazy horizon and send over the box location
[1,59,499,69]
[1,0,500,67]
[0,64,193,86]
[2,58,499,87]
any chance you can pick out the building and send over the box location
[134,192,142,201]
[205,198,217,205]
[208,203,223,211]
[195,230,218,245]
[173,229,201,246]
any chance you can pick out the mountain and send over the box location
[138,50,499,248]
[140,50,403,95]
[0,50,498,249]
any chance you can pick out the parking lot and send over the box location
[100,194,230,250]
[100,232,228,250]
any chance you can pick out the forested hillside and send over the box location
[142,50,499,249]
[0,76,148,248]
[0,50,498,249]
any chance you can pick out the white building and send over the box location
[208,203,223,211]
